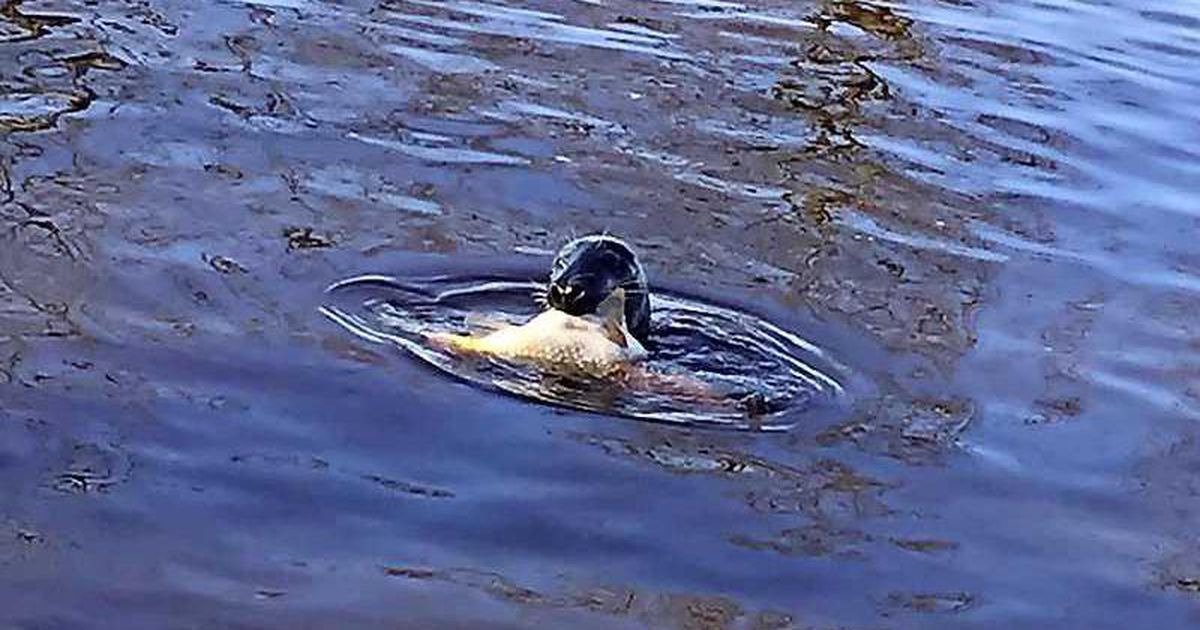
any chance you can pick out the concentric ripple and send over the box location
[321,272,851,430]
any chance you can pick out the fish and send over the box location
[427,288,646,378]
[428,288,762,417]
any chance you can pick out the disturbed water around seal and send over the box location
[322,269,852,429]
[3,0,1200,628]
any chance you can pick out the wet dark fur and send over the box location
[545,235,651,344]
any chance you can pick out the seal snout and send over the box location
[547,280,588,311]
[549,267,615,316]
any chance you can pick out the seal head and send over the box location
[546,235,651,344]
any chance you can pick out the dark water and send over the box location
[2,0,1199,627]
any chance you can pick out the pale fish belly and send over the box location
[429,311,633,377]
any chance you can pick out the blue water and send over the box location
[2,0,1199,627]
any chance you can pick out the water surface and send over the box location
[2,0,1199,628]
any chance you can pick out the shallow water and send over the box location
[2,0,1199,628]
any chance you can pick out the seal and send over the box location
[544,235,651,344]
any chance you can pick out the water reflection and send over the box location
[382,564,799,630]
[0,3,80,44]
[0,4,117,133]
[3,0,1200,626]
[571,427,903,561]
